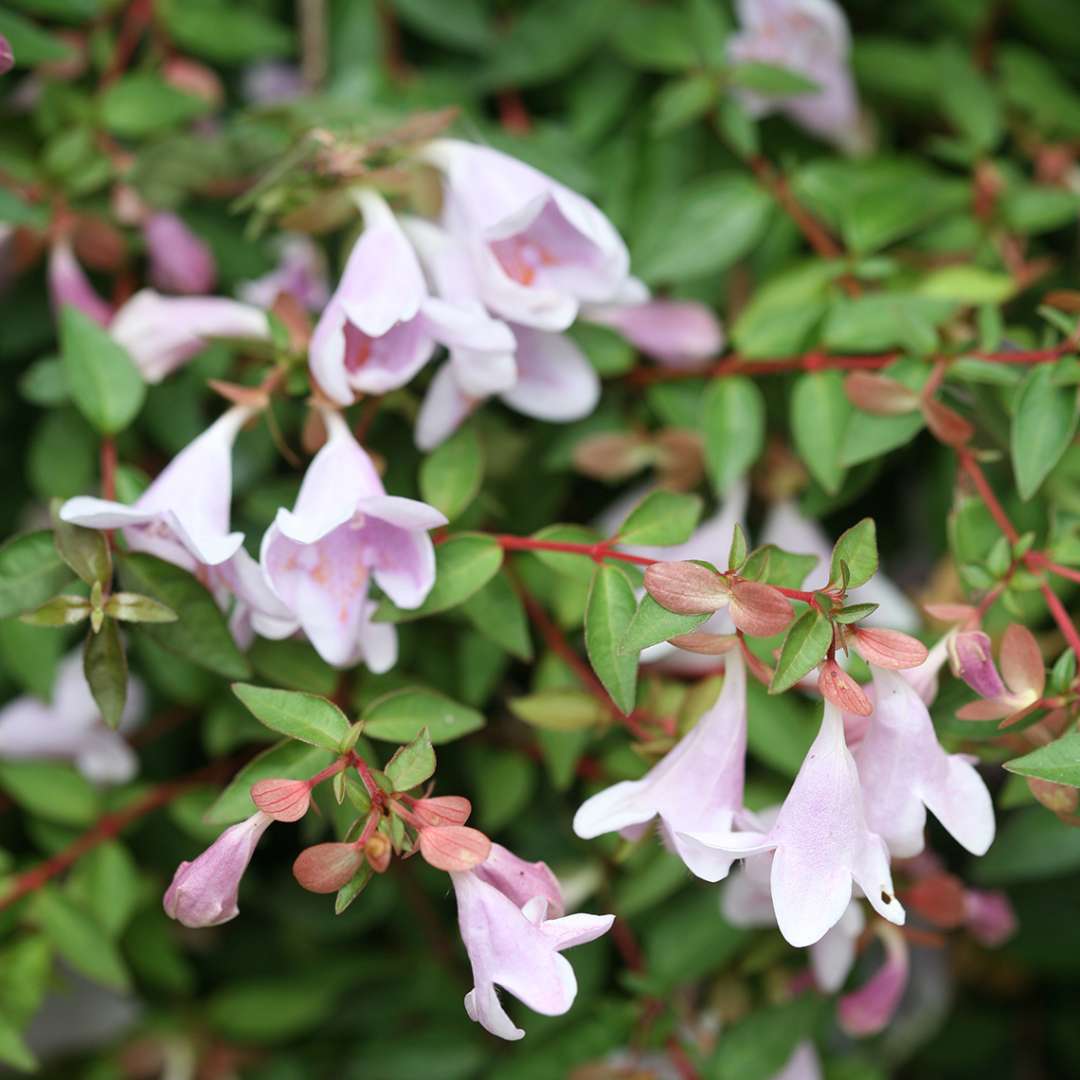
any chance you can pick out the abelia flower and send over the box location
[451,844,614,1040]
[239,234,330,312]
[0,34,13,75]
[837,921,909,1037]
[144,211,216,294]
[728,0,863,153]
[853,667,995,858]
[423,138,630,331]
[48,239,113,326]
[164,811,272,927]
[955,623,1045,722]
[0,652,143,783]
[964,888,1017,947]
[948,629,1006,699]
[255,409,446,668]
[682,702,904,946]
[583,294,724,368]
[60,406,285,644]
[574,650,748,882]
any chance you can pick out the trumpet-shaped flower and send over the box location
[584,294,724,368]
[574,650,748,881]
[682,702,904,946]
[728,0,863,153]
[255,409,446,668]
[0,652,143,783]
[451,844,614,1040]
[852,667,994,858]
[423,138,630,331]
[163,811,272,927]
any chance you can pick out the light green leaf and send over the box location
[616,489,703,547]
[0,531,76,619]
[362,688,485,745]
[1005,731,1080,788]
[770,609,832,694]
[729,61,820,95]
[31,887,130,991]
[584,564,639,714]
[620,594,710,654]
[418,423,483,522]
[790,371,851,495]
[0,761,99,826]
[100,73,210,137]
[385,728,435,791]
[830,518,878,589]
[509,689,608,732]
[1011,364,1078,500]
[701,376,765,496]
[232,684,350,751]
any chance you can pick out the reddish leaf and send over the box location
[729,579,794,637]
[251,778,312,823]
[844,372,920,415]
[853,627,929,670]
[293,843,364,894]
[818,659,872,716]
[643,561,730,615]
[418,825,492,872]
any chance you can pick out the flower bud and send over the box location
[250,778,311,822]
[364,833,392,873]
[163,812,272,927]
[853,627,929,670]
[418,825,492,872]
[144,211,217,294]
[844,372,921,415]
[412,795,472,828]
[643,561,730,615]
[964,889,1017,947]
[162,57,224,107]
[818,659,871,717]
[48,239,112,326]
[586,299,723,367]
[728,579,793,637]
[948,630,1005,699]
[292,842,365,894]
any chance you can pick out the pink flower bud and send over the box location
[643,561,730,615]
[48,239,112,326]
[250,778,311,822]
[948,630,1005,699]
[819,659,871,716]
[162,57,224,107]
[365,834,392,873]
[292,842,365,894]
[838,922,909,1037]
[418,825,492,872]
[853,627,929,670]
[412,795,472,828]
[163,811,272,927]
[728,579,793,637]
[964,889,1017,947]
[0,35,13,76]
[844,372,920,415]
[144,211,217,294]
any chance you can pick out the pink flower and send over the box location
[964,889,1017,947]
[144,211,217,294]
[451,844,614,1040]
[682,702,904,947]
[0,652,143,783]
[584,294,724,368]
[574,650,748,882]
[163,811,272,927]
[48,239,113,326]
[255,409,446,668]
[837,922,909,1037]
[239,234,330,312]
[423,139,630,331]
[955,623,1045,723]
[0,35,13,76]
[110,289,270,384]
[60,406,285,644]
[853,667,995,858]
[472,842,565,916]
[948,629,1006,699]
[728,0,863,152]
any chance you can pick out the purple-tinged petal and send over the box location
[144,211,217,294]
[473,842,565,917]
[964,889,1017,947]
[48,240,112,326]
[0,35,13,75]
[239,234,329,312]
[838,922,909,1037]
[416,363,478,451]
[354,510,439,611]
[810,900,864,991]
[421,296,517,397]
[948,630,1006,699]
[500,326,599,422]
[585,299,724,367]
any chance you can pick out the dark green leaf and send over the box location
[585,564,639,714]
[362,688,485,744]
[1011,364,1078,499]
[0,531,76,619]
[701,376,765,496]
[459,571,533,661]
[770,609,833,693]
[418,422,483,522]
[621,594,711,653]
[385,728,436,791]
[729,61,820,95]
[791,371,851,495]
[83,620,127,729]
[51,503,111,587]
[0,761,99,826]
[31,887,130,991]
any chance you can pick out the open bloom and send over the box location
[955,623,1045,723]
[144,211,216,294]
[574,649,748,881]
[728,0,863,152]
[451,843,614,1040]
[255,409,446,668]
[60,406,283,644]
[163,811,272,927]
[682,702,904,947]
[852,667,995,858]
[423,138,630,331]
[0,652,143,783]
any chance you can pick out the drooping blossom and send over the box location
[239,234,330,312]
[422,138,630,331]
[451,842,614,1040]
[728,0,864,153]
[0,652,143,783]
[955,623,1045,723]
[143,211,217,294]
[60,406,285,645]
[255,409,446,669]
[837,921,910,1037]
[948,629,1006,699]
[682,702,904,947]
[574,650,748,881]
[853,667,995,858]
[584,292,724,368]
[163,811,272,927]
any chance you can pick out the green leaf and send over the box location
[770,609,833,693]
[729,61,820,95]
[458,571,533,661]
[584,564,639,715]
[0,531,76,619]
[389,0,493,51]
[115,552,250,679]
[248,639,338,696]
[701,376,765,496]
[0,760,99,826]
[20,594,90,627]
[1011,364,1078,500]
[823,294,956,354]
[1005,732,1080,787]
[745,678,817,776]
[526,523,603,583]
[616,489,703,547]
[0,934,52,1029]
[59,306,145,435]
[203,740,335,826]
[916,265,1015,304]
[612,3,696,70]
[0,1015,36,1072]
[375,534,503,622]
[335,863,374,914]
[973,806,1080,885]
[83,619,127,729]
[362,688,486,745]
[51,502,110,586]
[651,73,718,136]
[790,371,851,495]
[620,594,710,654]
[100,73,210,137]
[508,689,608,732]
[632,175,773,284]
[232,684,350,751]
[419,422,483,522]
[830,518,878,589]
[159,0,294,63]
[0,9,72,64]
[741,545,819,590]
[710,995,824,1080]
[206,978,340,1043]
[73,841,141,937]
[385,728,436,791]
[937,45,1002,152]
[31,887,130,991]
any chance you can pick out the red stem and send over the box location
[493,534,655,567]
[1041,559,1080,586]
[100,437,117,502]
